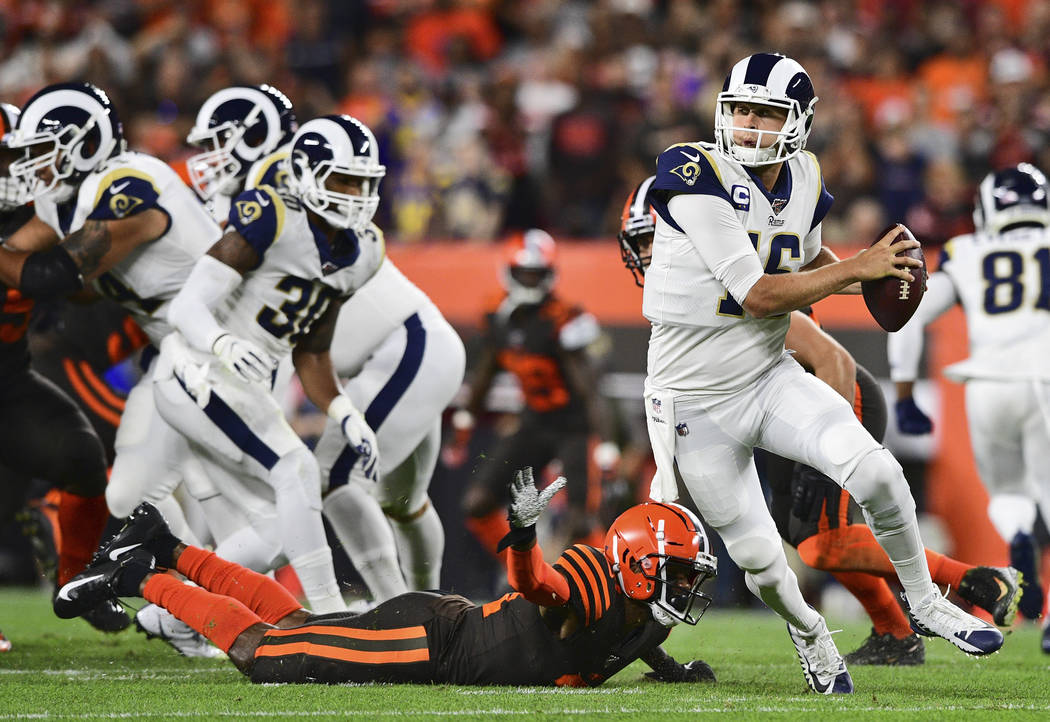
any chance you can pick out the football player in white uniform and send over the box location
[642,52,1003,693]
[0,83,222,548]
[889,163,1050,645]
[154,115,391,615]
[188,88,465,602]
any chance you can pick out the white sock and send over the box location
[987,493,1037,542]
[861,505,937,607]
[323,484,408,602]
[390,500,444,591]
[289,546,344,613]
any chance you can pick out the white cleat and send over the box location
[909,590,1004,656]
[135,603,226,659]
[787,619,854,694]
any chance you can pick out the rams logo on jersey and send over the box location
[668,148,705,186]
[109,193,143,218]
[235,199,263,225]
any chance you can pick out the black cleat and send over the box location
[844,628,925,666]
[1009,532,1043,620]
[957,566,1022,627]
[80,598,132,632]
[94,502,178,568]
[54,549,155,620]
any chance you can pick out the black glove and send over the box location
[790,464,839,523]
[644,658,716,683]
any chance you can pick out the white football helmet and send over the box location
[0,102,30,210]
[973,163,1050,235]
[714,52,817,167]
[8,82,123,203]
[288,115,385,232]
[186,84,297,200]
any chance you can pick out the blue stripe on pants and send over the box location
[174,373,280,470]
[329,313,426,491]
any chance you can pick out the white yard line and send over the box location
[3,705,1050,719]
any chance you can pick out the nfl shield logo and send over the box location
[321,262,340,275]
[675,422,690,437]
[651,398,662,414]
[771,198,788,215]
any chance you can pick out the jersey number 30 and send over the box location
[257,276,338,341]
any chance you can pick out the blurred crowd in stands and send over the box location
[0,0,1046,247]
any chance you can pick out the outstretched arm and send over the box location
[498,468,571,606]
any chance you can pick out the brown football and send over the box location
[861,224,927,333]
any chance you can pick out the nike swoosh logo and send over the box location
[110,181,131,194]
[108,543,141,561]
[257,193,271,207]
[58,573,104,602]
[680,150,701,162]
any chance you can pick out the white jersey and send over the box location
[209,186,385,362]
[890,225,1050,381]
[242,147,431,377]
[643,141,832,393]
[35,151,220,343]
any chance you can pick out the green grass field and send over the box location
[1,586,1048,721]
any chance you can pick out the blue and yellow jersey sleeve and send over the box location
[86,168,165,223]
[650,144,732,232]
[228,187,285,268]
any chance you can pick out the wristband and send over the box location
[327,394,356,423]
[496,524,536,553]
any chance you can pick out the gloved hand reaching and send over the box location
[508,466,566,529]
[329,395,379,481]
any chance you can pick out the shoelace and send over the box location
[808,628,845,677]
[916,589,983,631]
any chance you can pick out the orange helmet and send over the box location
[604,501,717,626]
[618,175,656,287]
[501,228,556,306]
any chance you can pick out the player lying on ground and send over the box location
[55,469,717,686]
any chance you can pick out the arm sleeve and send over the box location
[506,542,571,607]
[802,224,822,265]
[667,193,764,303]
[887,271,959,382]
[167,253,243,353]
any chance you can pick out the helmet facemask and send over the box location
[186,120,248,200]
[714,90,815,167]
[298,161,383,232]
[9,112,113,202]
[619,227,653,287]
[0,141,31,210]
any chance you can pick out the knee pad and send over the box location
[842,448,915,524]
[724,527,782,575]
[270,447,322,511]
[742,546,788,590]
